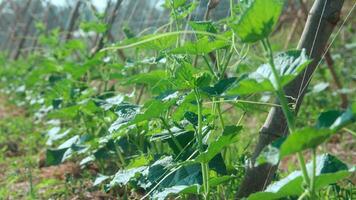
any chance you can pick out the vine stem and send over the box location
[310,148,317,199]
[262,39,295,130]
[194,89,210,199]
[262,38,310,189]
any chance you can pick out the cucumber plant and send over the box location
[0,0,354,199]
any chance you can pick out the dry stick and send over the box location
[284,0,309,49]
[11,16,34,60]
[91,0,123,56]
[5,0,32,57]
[324,50,348,108]
[0,1,9,49]
[30,3,51,55]
[91,0,112,50]
[284,6,303,49]
[63,0,82,42]
[236,0,344,198]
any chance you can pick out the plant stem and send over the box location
[194,89,210,199]
[310,148,317,199]
[262,39,295,130]
[297,190,309,200]
[297,151,310,185]
[229,0,234,18]
[160,117,183,152]
[262,38,310,187]
[216,100,225,128]
[203,55,217,79]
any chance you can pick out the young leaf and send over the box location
[232,0,284,43]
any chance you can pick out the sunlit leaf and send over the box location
[279,128,332,158]
[232,0,284,43]
[228,50,310,94]
[170,37,229,55]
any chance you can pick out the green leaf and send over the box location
[316,110,343,129]
[279,128,332,158]
[133,99,175,123]
[124,70,169,86]
[316,105,355,130]
[312,154,348,174]
[100,94,125,111]
[108,166,147,187]
[58,135,79,149]
[202,77,238,96]
[170,37,229,55]
[108,103,140,133]
[151,163,202,199]
[152,185,198,200]
[173,62,212,90]
[151,128,195,158]
[280,104,356,158]
[114,33,177,51]
[80,21,107,33]
[174,61,195,89]
[232,0,284,43]
[196,126,242,163]
[248,154,353,200]
[248,170,351,200]
[228,50,310,95]
[189,21,217,35]
[93,174,111,186]
[46,148,68,166]
[329,106,355,129]
[127,155,153,169]
[171,0,188,9]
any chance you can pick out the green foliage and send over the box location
[0,0,354,199]
[232,0,284,43]
[248,154,353,200]
[228,50,310,94]
[280,105,356,158]
[196,126,242,163]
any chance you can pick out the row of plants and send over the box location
[0,0,354,199]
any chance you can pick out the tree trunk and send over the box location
[236,0,344,198]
